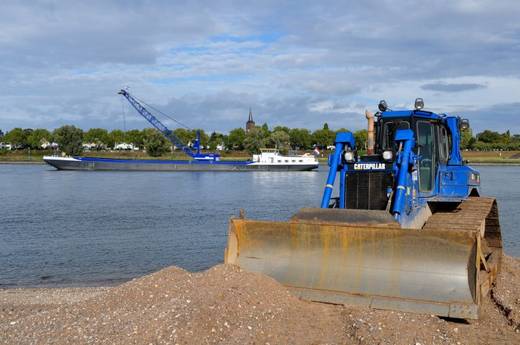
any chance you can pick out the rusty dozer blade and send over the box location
[225,202,502,319]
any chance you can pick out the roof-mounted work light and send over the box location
[378,100,388,112]
[414,98,424,110]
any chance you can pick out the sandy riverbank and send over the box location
[1,256,519,345]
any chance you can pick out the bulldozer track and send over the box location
[425,197,502,264]
[425,197,500,235]
[425,197,503,313]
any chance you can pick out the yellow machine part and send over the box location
[224,198,502,319]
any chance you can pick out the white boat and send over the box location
[250,149,319,168]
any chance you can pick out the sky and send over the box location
[1,0,519,134]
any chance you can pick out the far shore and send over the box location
[1,149,519,166]
[2,159,520,166]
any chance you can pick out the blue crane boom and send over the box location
[118,89,220,161]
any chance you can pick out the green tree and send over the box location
[476,130,501,143]
[125,129,144,148]
[501,130,511,144]
[5,128,29,149]
[312,126,335,148]
[272,126,290,134]
[109,129,125,146]
[269,130,290,154]
[172,128,193,148]
[467,136,477,150]
[143,129,170,157]
[460,129,474,150]
[208,131,225,150]
[27,128,52,149]
[23,129,33,143]
[260,123,270,138]
[221,134,229,150]
[84,128,109,148]
[54,125,84,156]
[243,127,266,154]
[353,129,367,151]
[191,129,209,147]
[227,128,246,150]
[289,128,312,150]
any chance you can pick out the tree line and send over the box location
[461,129,520,151]
[1,125,519,157]
[0,124,368,157]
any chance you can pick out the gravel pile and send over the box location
[1,265,345,345]
[492,255,520,331]
[341,255,520,345]
[0,287,109,325]
[1,256,519,345]
[342,297,518,345]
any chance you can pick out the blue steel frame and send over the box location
[320,132,355,208]
[391,129,416,219]
[118,90,220,161]
[320,108,480,227]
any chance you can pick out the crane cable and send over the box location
[131,94,192,130]
[120,97,127,132]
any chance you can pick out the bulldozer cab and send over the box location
[379,116,439,198]
[381,116,450,196]
[338,107,480,217]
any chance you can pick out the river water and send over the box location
[1,164,519,287]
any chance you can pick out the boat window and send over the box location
[278,160,281,163]
[285,160,288,163]
[416,121,436,192]
[299,160,303,162]
[382,119,410,150]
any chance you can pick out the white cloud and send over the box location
[0,0,519,134]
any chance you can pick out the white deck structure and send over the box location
[250,149,319,168]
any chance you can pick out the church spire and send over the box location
[246,107,256,132]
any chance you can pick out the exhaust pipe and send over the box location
[365,110,375,155]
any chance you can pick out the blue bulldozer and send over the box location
[225,98,502,319]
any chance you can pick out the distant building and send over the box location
[82,142,106,151]
[246,107,255,132]
[114,142,138,151]
[0,142,12,150]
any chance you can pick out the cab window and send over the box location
[438,125,450,164]
[382,119,410,150]
[416,121,436,192]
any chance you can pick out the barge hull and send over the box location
[43,156,318,172]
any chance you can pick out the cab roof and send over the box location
[381,110,451,121]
